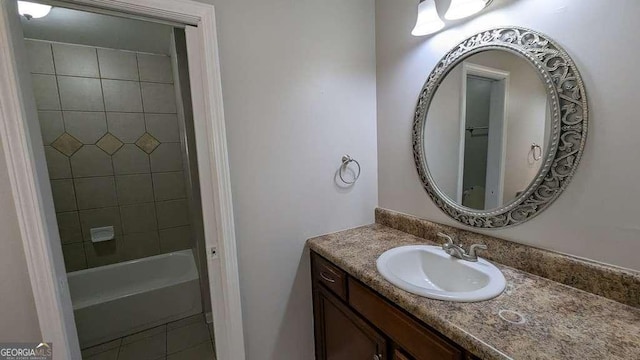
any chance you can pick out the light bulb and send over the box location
[412,0,445,36]
[18,1,52,20]
[444,0,489,20]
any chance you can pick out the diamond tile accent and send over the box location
[96,133,124,155]
[51,133,82,157]
[135,133,160,154]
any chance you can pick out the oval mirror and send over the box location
[413,28,588,228]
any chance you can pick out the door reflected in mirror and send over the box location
[424,50,550,211]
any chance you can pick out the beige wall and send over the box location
[376,0,640,271]
[0,138,41,341]
[199,0,378,359]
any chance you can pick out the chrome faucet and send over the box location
[437,232,487,262]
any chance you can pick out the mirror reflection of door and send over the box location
[424,50,550,212]
[459,64,508,210]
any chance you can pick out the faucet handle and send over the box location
[467,244,487,258]
[437,232,454,246]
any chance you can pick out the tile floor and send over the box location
[81,313,216,360]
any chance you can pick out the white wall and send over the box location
[0,139,41,341]
[377,0,640,271]
[198,0,378,359]
[424,64,462,198]
[21,7,172,54]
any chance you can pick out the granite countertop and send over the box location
[307,224,640,360]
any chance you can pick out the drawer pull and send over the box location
[373,354,382,360]
[319,271,336,283]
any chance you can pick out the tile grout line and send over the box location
[47,42,90,270]
[137,52,164,255]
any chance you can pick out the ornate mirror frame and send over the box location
[413,27,588,228]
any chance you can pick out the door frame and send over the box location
[0,1,245,359]
[457,62,509,208]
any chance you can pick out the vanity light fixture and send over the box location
[444,0,491,20]
[18,1,52,20]
[411,0,445,36]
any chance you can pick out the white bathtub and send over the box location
[68,249,202,348]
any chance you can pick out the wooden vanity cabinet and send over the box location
[311,252,480,360]
[314,285,387,360]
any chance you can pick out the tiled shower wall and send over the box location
[27,39,193,272]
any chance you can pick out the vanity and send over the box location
[311,249,477,360]
[308,210,640,360]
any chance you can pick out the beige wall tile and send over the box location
[25,40,54,74]
[137,53,173,83]
[51,133,83,157]
[106,113,145,143]
[74,177,117,209]
[44,146,71,179]
[145,113,179,142]
[50,179,77,212]
[96,133,124,155]
[150,143,182,172]
[141,82,176,113]
[70,145,113,177]
[56,211,82,244]
[58,76,104,111]
[37,111,64,145]
[135,133,160,154]
[98,48,139,81]
[120,203,157,234]
[63,111,107,144]
[152,171,186,201]
[123,232,161,261]
[112,144,149,175]
[52,43,99,77]
[79,207,122,241]
[84,239,124,268]
[62,243,87,272]
[159,226,192,252]
[156,199,189,229]
[32,74,60,110]
[115,174,154,205]
[102,79,143,112]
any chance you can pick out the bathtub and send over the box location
[68,249,202,348]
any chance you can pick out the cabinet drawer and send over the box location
[349,278,462,360]
[312,252,347,301]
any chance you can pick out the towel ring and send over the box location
[531,143,542,161]
[339,155,361,185]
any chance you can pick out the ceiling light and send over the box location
[444,0,490,20]
[412,0,445,36]
[18,1,52,20]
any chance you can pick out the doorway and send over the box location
[0,1,244,359]
[458,63,509,210]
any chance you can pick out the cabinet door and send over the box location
[393,349,413,360]
[314,285,387,360]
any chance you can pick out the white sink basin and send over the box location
[376,245,506,302]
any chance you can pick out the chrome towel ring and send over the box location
[531,143,542,161]
[339,155,361,185]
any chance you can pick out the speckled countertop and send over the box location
[307,224,640,360]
